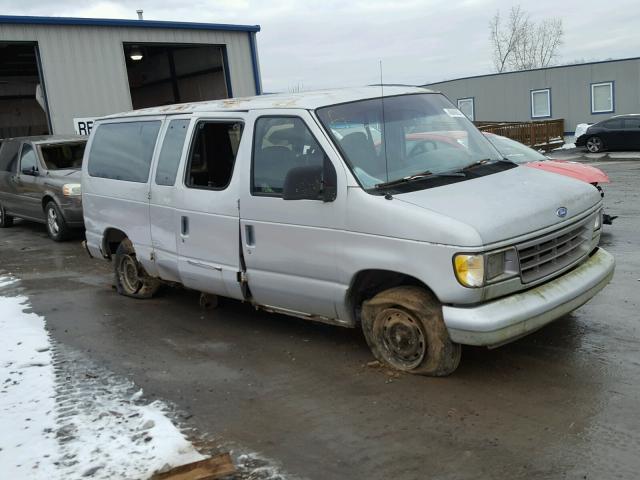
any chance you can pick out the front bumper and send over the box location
[443,248,615,347]
[59,198,84,227]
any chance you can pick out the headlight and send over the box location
[454,254,485,287]
[453,248,518,288]
[62,183,82,196]
[594,210,602,231]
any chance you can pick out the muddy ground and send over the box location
[1,155,638,479]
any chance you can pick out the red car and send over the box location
[483,132,615,223]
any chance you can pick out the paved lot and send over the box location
[1,156,638,479]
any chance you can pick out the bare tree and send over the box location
[490,5,528,73]
[490,5,563,72]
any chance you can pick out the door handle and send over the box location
[181,216,189,236]
[245,225,255,246]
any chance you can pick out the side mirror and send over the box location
[283,157,337,202]
[21,166,39,176]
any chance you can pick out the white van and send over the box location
[82,87,614,376]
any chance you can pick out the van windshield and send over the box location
[316,93,507,191]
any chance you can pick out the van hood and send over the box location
[393,165,601,245]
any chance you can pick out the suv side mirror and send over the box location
[282,157,337,202]
[21,166,39,176]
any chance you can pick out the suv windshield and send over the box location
[41,142,87,170]
[316,93,504,190]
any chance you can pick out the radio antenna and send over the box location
[379,59,389,182]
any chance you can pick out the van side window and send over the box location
[252,117,325,196]
[185,121,243,190]
[155,119,190,186]
[88,121,161,183]
[20,144,38,173]
[0,141,20,173]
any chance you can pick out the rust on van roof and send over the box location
[97,86,435,121]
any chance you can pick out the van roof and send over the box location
[99,86,436,120]
[0,135,86,144]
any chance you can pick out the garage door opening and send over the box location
[123,43,231,110]
[0,43,50,138]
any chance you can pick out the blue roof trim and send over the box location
[0,15,260,32]
[248,32,263,95]
[425,56,640,86]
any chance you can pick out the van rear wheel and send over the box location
[114,239,160,299]
[361,286,461,376]
[0,202,13,228]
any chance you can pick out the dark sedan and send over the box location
[576,114,640,153]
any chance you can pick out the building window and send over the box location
[591,82,614,114]
[457,98,474,121]
[531,89,551,118]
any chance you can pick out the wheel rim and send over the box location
[379,308,426,370]
[47,207,59,234]
[586,137,601,153]
[119,255,142,293]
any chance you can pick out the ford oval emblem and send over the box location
[556,207,568,218]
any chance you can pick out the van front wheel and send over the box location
[361,286,461,376]
[114,239,160,299]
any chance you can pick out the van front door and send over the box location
[174,116,245,300]
[239,111,347,320]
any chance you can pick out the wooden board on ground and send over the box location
[151,453,236,480]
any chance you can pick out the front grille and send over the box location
[517,219,591,283]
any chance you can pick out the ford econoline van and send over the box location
[81,87,615,376]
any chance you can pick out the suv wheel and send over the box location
[45,202,70,241]
[586,136,604,153]
[114,239,160,298]
[0,202,14,228]
[361,286,461,376]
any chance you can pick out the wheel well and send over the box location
[102,228,127,259]
[347,270,437,324]
[42,196,55,211]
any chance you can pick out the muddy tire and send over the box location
[0,202,13,228]
[114,239,160,299]
[361,286,461,376]
[586,136,604,153]
[45,201,70,241]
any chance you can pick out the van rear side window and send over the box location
[155,119,190,186]
[88,121,161,183]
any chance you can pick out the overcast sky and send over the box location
[1,0,638,92]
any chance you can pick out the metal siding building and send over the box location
[0,16,261,135]
[426,57,640,134]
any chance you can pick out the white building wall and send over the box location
[0,23,258,134]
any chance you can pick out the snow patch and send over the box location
[553,142,576,150]
[0,283,58,479]
[0,274,292,479]
[574,123,590,139]
[0,275,203,479]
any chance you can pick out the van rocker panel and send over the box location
[443,248,615,347]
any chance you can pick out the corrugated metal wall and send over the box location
[427,58,640,133]
[0,23,258,134]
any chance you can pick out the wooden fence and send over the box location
[474,119,565,151]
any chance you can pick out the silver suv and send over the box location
[81,87,615,376]
[0,135,86,241]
